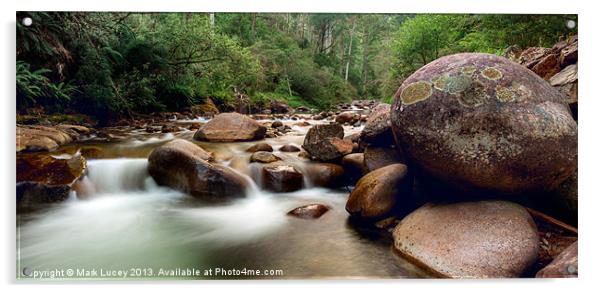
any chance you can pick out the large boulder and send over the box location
[302,124,353,161]
[536,241,578,278]
[392,200,539,278]
[193,113,267,142]
[261,165,304,193]
[360,103,394,145]
[345,163,411,220]
[17,152,86,211]
[391,53,577,195]
[148,139,248,200]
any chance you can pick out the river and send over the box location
[16,116,428,279]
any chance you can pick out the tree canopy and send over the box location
[16,12,576,124]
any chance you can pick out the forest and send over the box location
[16,12,574,125]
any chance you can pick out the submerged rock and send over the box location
[345,163,411,220]
[302,124,353,161]
[261,165,304,193]
[390,53,577,195]
[287,204,330,219]
[193,113,267,142]
[536,241,578,278]
[148,139,248,200]
[392,200,540,278]
[17,152,86,211]
[250,151,281,163]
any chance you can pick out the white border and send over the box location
[2,1,601,293]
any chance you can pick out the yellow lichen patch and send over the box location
[462,66,476,75]
[495,85,515,102]
[401,81,433,105]
[481,67,503,80]
[432,75,449,91]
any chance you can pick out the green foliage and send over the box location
[391,14,575,79]
[16,61,75,108]
[16,12,576,122]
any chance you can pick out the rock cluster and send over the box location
[515,35,578,119]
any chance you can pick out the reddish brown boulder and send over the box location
[262,165,304,193]
[391,53,577,195]
[148,139,248,200]
[345,164,410,220]
[302,124,353,161]
[342,153,366,180]
[193,113,266,142]
[287,204,330,219]
[393,200,540,278]
[17,152,86,210]
[305,163,345,188]
[363,146,403,172]
[536,241,577,278]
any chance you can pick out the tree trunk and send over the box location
[345,18,356,82]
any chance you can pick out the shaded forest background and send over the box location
[16,12,575,124]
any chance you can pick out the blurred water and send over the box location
[17,119,426,279]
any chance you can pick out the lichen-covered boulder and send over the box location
[17,152,86,211]
[345,163,411,220]
[302,124,353,161]
[392,200,540,278]
[148,139,248,200]
[193,112,266,142]
[391,53,577,195]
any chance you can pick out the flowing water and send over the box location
[16,117,428,279]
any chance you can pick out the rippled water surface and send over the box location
[17,118,427,279]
